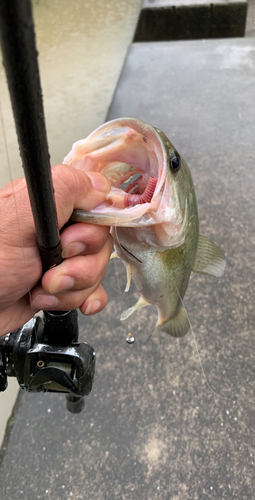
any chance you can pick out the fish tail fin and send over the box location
[157,306,190,338]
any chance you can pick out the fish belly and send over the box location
[113,233,163,301]
[113,227,192,336]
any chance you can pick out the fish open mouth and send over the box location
[64,118,168,216]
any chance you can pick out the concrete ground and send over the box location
[1,36,255,499]
[1,1,255,499]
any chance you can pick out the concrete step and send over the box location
[1,38,255,499]
[134,0,248,41]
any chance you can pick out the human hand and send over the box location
[0,164,112,337]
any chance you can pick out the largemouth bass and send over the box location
[64,118,226,337]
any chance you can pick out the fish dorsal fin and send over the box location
[192,235,226,277]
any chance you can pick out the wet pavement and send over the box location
[1,37,255,499]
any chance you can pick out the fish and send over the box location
[63,117,226,337]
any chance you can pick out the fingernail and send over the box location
[84,299,101,315]
[86,172,110,193]
[49,276,74,294]
[31,294,59,310]
[62,242,86,259]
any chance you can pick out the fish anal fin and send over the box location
[192,235,226,277]
[120,296,149,321]
[157,306,190,338]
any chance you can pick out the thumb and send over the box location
[51,164,111,229]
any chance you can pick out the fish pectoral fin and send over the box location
[157,306,190,338]
[111,250,132,292]
[124,262,132,292]
[192,235,226,277]
[120,296,149,321]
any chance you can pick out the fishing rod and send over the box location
[0,0,95,412]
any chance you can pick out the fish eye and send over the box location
[169,150,181,172]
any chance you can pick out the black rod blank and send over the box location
[0,0,62,270]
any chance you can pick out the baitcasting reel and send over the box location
[0,310,96,413]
